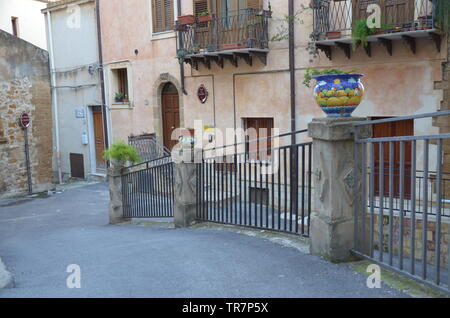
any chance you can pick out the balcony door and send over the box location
[352,0,414,30]
[193,0,262,50]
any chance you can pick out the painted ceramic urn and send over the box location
[313,73,364,117]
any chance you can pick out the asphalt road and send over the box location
[0,182,407,298]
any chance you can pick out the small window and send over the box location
[11,17,19,37]
[243,117,274,161]
[152,0,174,33]
[112,68,129,103]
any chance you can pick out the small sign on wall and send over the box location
[197,85,208,104]
[75,109,85,118]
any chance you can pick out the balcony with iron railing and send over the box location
[311,0,444,59]
[176,8,272,69]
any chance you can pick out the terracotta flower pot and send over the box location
[198,14,212,23]
[178,15,195,25]
[326,31,341,39]
[313,73,365,117]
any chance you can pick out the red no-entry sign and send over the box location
[19,112,31,128]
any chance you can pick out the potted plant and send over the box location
[303,68,364,118]
[178,14,195,25]
[351,18,376,51]
[197,10,212,23]
[103,141,141,168]
[123,94,129,103]
[114,92,124,103]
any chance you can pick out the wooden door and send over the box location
[373,118,413,199]
[352,0,414,29]
[162,85,180,151]
[93,111,106,169]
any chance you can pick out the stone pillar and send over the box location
[108,166,129,224]
[308,117,371,262]
[172,144,202,228]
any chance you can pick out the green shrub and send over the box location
[103,142,141,166]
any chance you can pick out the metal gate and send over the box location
[352,111,450,294]
[196,130,312,236]
[121,156,174,218]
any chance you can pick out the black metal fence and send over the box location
[128,135,170,163]
[196,130,312,236]
[312,0,440,39]
[121,158,174,218]
[353,111,450,294]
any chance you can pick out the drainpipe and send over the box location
[288,0,296,144]
[46,11,63,184]
[177,0,188,95]
[95,0,110,162]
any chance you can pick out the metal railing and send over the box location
[353,111,450,294]
[177,8,271,56]
[196,130,312,236]
[312,0,441,39]
[122,160,174,218]
[128,134,170,163]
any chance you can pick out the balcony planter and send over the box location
[198,13,212,23]
[313,73,364,117]
[326,31,341,39]
[220,43,243,50]
[178,15,195,25]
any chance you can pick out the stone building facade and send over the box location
[0,29,54,199]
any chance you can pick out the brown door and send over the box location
[161,83,180,151]
[93,110,106,169]
[373,118,413,199]
[352,0,413,29]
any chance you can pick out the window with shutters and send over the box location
[152,0,174,33]
[110,66,131,105]
[243,117,274,161]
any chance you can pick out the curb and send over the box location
[0,257,15,289]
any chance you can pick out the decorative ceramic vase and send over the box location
[313,73,364,117]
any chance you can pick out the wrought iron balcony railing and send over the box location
[312,0,442,40]
[176,9,271,61]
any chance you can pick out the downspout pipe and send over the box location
[95,0,110,163]
[177,0,188,95]
[46,11,63,184]
[288,0,296,145]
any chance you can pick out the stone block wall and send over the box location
[0,30,54,199]
[373,215,449,269]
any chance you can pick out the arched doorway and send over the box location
[161,82,180,151]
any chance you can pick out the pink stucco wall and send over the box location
[99,0,446,149]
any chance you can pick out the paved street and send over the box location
[0,182,407,298]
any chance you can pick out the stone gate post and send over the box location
[108,166,129,224]
[172,144,202,228]
[308,117,371,262]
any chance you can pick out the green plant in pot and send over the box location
[351,18,377,51]
[104,142,141,168]
[197,10,212,23]
[115,92,124,103]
